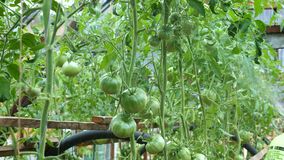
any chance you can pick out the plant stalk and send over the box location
[178,51,188,142]
[38,0,53,159]
[128,0,138,86]
[130,133,137,160]
[38,48,53,160]
[160,0,170,159]
[9,128,19,160]
[188,37,208,154]
[128,0,138,159]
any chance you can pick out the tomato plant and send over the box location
[0,0,283,159]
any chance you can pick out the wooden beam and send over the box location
[266,25,283,34]
[92,116,141,125]
[0,116,108,130]
[92,116,145,129]
[0,144,36,157]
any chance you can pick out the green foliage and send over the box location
[0,0,283,159]
[0,76,10,102]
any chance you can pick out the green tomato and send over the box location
[169,12,180,24]
[239,130,253,143]
[178,147,191,160]
[146,134,165,154]
[147,97,160,116]
[194,153,207,160]
[26,87,41,98]
[110,113,136,138]
[167,67,178,83]
[157,26,171,40]
[181,21,193,35]
[100,74,122,94]
[140,97,160,118]
[121,88,148,113]
[166,37,179,52]
[173,25,182,36]
[56,55,67,67]
[149,35,161,47]
[62,61,81,77]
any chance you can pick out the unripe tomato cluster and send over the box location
[148,12,193,53]
[55,54,81,77]
[98,73,166,154]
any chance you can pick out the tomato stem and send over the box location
[38,0,54,159]
[9,127,19,159]
[128,0,138,86]
[187,37,208,154]
[128,0,138,159]
[159,0,170,159]
[178,50,189,142]
[130,133,137,160]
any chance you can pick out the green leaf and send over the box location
[7,63,19,80]
[100,52,117,70]
[254,0,263,17]
[14,0,20,5]
[254,36,263,64]
[8,39,20,50]
[51,0,63,15]
[232,46,241,54]
[0,6,4,16]
[0,76,10,102]
[227,9,239,22]
[31,43,45,51]
[239,18,251,33]
[255,20,266,33]
[22,33,36,48]
[228,19,251,37]
[209,0,218,14]
[220,0,231,12]
[228,23,238,37]
[42,0,52,42]
[188,0,205,16]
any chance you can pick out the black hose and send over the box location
[45,130,150,156]
[230,135,258,156]
[139,145,147,155]
[44,127,259,157]
[242,143,258,156]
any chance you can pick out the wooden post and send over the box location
[111,143,115,160]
